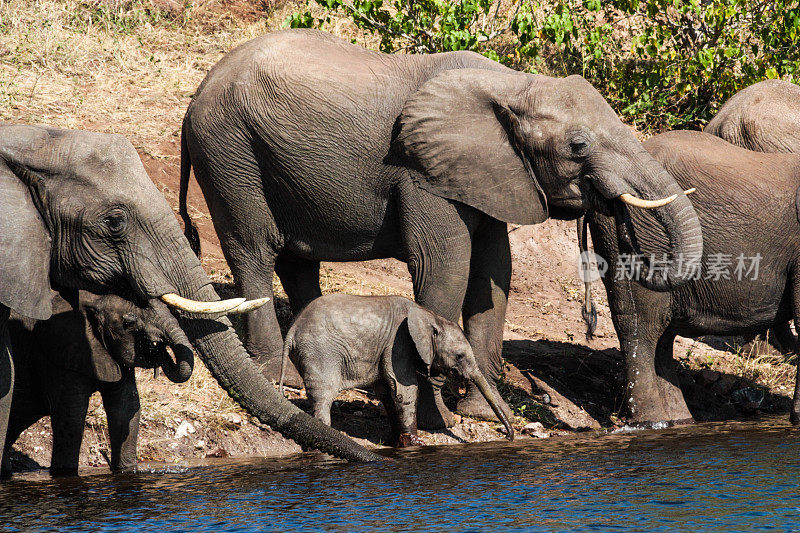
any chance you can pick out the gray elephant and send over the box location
[279,294,514,446]
[3,292,195,476]
[0,123,380,474]
[179,28,702,428]
[705,79,800,352]
[584,130,800,425]
[705,79,800,153]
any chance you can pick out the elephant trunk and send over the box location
[175,277,383,461]
[147,299,194,384]
[472,372,514,441]
[135,212,381,461]
[593,145,703,291]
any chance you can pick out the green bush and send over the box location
[286,0,800,130]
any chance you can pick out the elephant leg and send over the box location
[49,376,91,476]
[275,256,322,315]
[3,356,47,478]
[772,321,796,355]
[274,257,322,388]
[305,386,335,427]
[789,273,800,424]
[225,244,285,379]
[0,308,11,477]
[604,275,689,425]
[653,332,692,422]
[458,218,513,421]
[623,324,690,425]
[407,237,471,429]
[195,151,285,372]
[101,368,140,472]
[2,409,43,478]
[374,380,422,447]
[399,183,473,430]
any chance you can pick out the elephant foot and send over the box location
[791,411,800,426]
[626,388,693,428]
[623,417,695,429]
[396,432,424,447]
[416,385,456,430]
[252,353,304,389]
[456,383,512,422]
[49,466,79,477]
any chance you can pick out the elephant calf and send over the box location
[3,292,195,477]
[279,294,514,446]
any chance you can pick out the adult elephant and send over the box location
[706,79,800,352]
[705,79,800,153]
[179,28,703,426]
[0,123,381,472]
[585,130,800,425]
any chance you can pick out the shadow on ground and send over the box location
[502,338,792,428]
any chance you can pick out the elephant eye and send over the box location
[101,209,128,237]
[122,313,137,329]
[569,139,590,157]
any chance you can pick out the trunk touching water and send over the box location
[135,211,381,461]
[172,283,383,462]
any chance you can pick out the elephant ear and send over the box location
[82,303,123,383]
[396,68,547,225]
[0,156,53,320]
[406,305,440,368]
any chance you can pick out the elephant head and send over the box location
[0,124,380,462]
[396,70,702,290]
[407,305,514,440]
[79,292,195,384]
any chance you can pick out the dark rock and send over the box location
[696,368,721,386]
[711,374,739,396]
[521,422,549,438]
[526,373,601,430]
[731,387,765,414]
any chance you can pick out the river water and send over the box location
[3,417,800,532]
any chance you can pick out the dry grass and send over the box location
[680,337,797,395]
[0,0,277,148]
[0,0,388,150]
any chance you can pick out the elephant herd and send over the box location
[0,27,797,477]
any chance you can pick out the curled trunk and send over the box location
[147,299,194,384]
[593,148,703,292]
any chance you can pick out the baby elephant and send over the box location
[279,294,514,446]
[3,292,194,476]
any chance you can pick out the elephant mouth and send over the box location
[133,335,169,368]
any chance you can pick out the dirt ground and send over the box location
[4,0,797,475]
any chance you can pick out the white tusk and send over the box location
[684,188,696,195]
[160,293,246,314]
[228,297,271,314]
[618,193,678,209]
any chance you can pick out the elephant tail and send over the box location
[278,326,296,397]
[577,216,597,340]
[179,118,202,257]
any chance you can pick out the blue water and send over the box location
[3,418,800,532]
